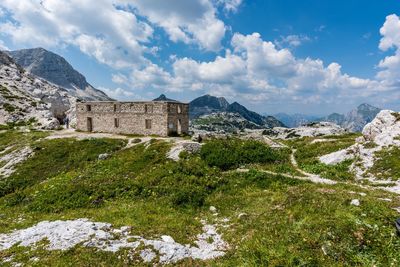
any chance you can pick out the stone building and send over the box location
[76,101,189,136]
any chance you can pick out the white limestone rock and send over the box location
[0,218,228,264]
[265,122,347,139]
[167,141,202,161]
[362,110,400,147]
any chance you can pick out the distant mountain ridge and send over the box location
[318,103,381,132]
[189,95,284,129]
[273,113,319,128]
[273,104,381,132]
[7,48,111,101]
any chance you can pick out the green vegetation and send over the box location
[0,131,399,266]
[287,133,359,181]
[2,103,17,113]
[200,139,288,171]
[370,146,400,181]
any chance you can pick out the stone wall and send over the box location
[76,101,189,136]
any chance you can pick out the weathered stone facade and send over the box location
[76,101,189,136]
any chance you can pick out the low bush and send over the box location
[200,139,287,170]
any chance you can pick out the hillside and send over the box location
[0,121,399,265]
[8,48,111,101]
[0,51,74,129]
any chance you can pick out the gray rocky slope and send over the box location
[7,48,112,101]
[189,94,284,130]
[0,51,74,129]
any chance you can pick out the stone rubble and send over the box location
[264,122,347,140]
[167,141,202,161]
[0,218,229,264]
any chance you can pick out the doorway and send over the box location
[87,117,93,132]
[177,119,182,135]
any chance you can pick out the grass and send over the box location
[286,133,359,181]
[0,131,400,266]
[370,146,400,181]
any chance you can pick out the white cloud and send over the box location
[0,40,9,51]
[0,0,153,68]
[98,87,140,100]
[377,14,400,88]
[114,32,377,105]
[275,34,311,48]
[215,0,243,13]
[123,0,226,51]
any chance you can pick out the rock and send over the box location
[319,148,354,165]
[98,153,110,160]
[0,218,228,264]
[238,213,248,220]
[0,146,34,177]
[362,110,400,147]
[264,122,347,140]
[167,141,202,161]
[350,199,360,206]
[209,206,217,213]
[140,249,156,263]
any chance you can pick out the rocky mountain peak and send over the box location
[7,48,111,101]
[153,94,177,102]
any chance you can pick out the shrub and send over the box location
[200,139,287,170]
[3,103,16,113]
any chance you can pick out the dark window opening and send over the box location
[86,105,92,112]
[145,119,152,129]
[114,104,117,112]
[114,118,119,128]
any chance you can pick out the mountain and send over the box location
[0,51,74,129]
[273,113,319,128]
[318,104,381,132]
[189,94,230,118]
[189,95,284,130]
[153,94,177,102]
[7,48,111,101]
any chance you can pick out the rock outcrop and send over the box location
[0,51,74,129]
[264,122,347,139]
[362,110,400,147]
[7,48,111,101]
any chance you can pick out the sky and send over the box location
[0,0,400,115]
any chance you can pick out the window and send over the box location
[145,104,153,113]
[86,105,91,112]
[177,105,182,114]
[145,119,152,129]
[113,104,117,112]
[114,118,119,128]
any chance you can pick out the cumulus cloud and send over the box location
[98,87,141,100]
[113,31,378,105]
[215,0,243,13]
[0,0,229,68]
[377,14,400,88]
[0,0,153,68]
[120,0,227,51]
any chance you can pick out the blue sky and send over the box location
[0,0,400,115]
